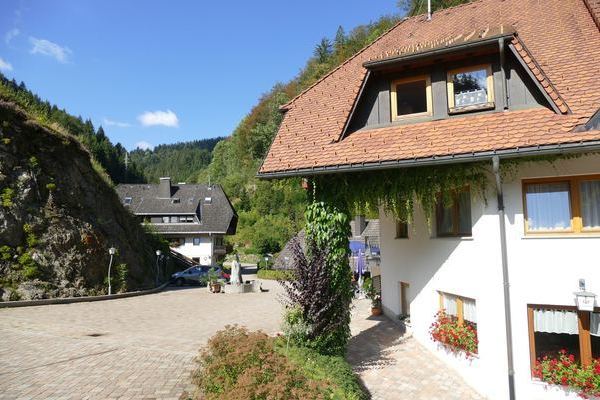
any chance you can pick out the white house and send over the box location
[258,0,600,398]
[116,178,237,265]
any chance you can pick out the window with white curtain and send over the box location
[528,306,600,369]
[441,292,457,316]
[524,175,600,234]
[525,182,572,231]
[439,291,476,326]
[580,180,600,230]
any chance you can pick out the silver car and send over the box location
[171,266,222,286]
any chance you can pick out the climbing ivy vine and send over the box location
[312,162,490,223]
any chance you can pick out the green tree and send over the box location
[314,38,333,63]
[397,0,471,16]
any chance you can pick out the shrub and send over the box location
[533,350,600,398]
[429,311,478,358]
[18,252,40,280]
[116,263,128,292]
[23,224,38,247]
[1,187,15,207]
[280,201,353,356]
[257,269,294,280]
[193,326,324,399]
[192,326,366,400]
[0,245,11,261]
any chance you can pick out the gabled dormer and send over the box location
[344,26,568,138]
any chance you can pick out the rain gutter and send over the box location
[257,140,600,179]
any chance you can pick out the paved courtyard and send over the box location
[348,300,484,400]
[0,279,483,400]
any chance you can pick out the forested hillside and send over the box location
[129,138,223,183]
[0,73,145,184]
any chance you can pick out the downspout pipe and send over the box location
[493,155,516,400]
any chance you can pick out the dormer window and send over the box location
[124,197,132,205]
[390,75,432,121]
[447,65,494,113]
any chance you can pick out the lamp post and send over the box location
[108,247,116,295]
[155,250,162,287]
[574,279,596,312]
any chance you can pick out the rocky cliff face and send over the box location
[0,101,160,300]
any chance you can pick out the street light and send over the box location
[155,250,162,287]
[108,247,116,295]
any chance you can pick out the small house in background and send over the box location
[116,177,237,265]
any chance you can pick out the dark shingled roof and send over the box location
[115,183,237,235]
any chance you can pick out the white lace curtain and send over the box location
[591,312,600,337]
[533,309,578,335]
[580,180,600,229]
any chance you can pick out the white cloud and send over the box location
[135,141,153,150]
[29,37,72,63]
[103,118,132,128]
[0,57,13,72]
[137,109,179,128]
[4,28,19,44]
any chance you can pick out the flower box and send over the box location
[429,311,478,359]
[533,350,600,399]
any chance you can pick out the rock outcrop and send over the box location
[0,101,160,300]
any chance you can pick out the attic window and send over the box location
[447,65,494,113]
[390,75,432,121]
[204,197,212,204]
[171,198,180,204]
[124,197,132,205]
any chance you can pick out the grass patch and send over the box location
[257,269,295,281]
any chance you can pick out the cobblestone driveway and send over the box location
[0,280,284,400]
[0,280,483,400]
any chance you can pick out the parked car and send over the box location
[171,266,223,286]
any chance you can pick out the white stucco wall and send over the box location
[379,154,600,400]
[172,235,213,265]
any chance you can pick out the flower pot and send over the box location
[210,283,222,293]
[371,306,382,316]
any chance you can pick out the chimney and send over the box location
[159,177,172,198]
[354,215,366,237]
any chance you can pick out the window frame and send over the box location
[193,237,201,246]
[438,291,477,327]
[522,174,600,235]
[435,188,472,237]
[527,304,600,374]
[390,75,433,121]
[446,64,494,112]
[395,221,409,239]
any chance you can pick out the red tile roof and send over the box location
[260,0,600,175]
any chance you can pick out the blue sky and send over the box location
[0,1,399,151]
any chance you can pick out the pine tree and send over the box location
[314,38,332,63]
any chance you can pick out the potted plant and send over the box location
[208,267,221,293]
[363,277,382,316]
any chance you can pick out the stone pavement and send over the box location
[1,278,483,400]
[0,279,284,400]
[347,299,485,400]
